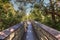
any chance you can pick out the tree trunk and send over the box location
[49,0,57,28]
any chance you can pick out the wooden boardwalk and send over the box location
[21,21,38,40]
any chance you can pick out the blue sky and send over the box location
[11,0,49,14]
[44,0,49,3]
[26,3,32,15]
[10,0,19,10]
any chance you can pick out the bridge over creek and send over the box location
[0,21,60,40]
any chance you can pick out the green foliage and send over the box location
[34,3,40,8]
[2,0,10,3]
[0,0,25,31]
[29,3,60,31]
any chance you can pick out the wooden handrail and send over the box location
[0,22,24,40]
[31,21,60,40]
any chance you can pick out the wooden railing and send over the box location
[0,22,25,40]
[0,21,60,40]
[31,21,60,40]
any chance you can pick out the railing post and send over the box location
[23,21,28,32]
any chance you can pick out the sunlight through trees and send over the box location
[0,0,60,31]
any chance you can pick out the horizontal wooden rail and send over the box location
[0,22,25,40]
[31,21,60,40]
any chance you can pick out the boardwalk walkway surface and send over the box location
[22,21,38,40]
